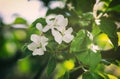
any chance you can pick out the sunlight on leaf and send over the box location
[13,17,27,24]
[63,59,75,70]
[5,42,17,56]
[13,30,27,41]
[108,74,118,79]
[95,33,113,50]
[18,58,30,73]
[99,17,118,49]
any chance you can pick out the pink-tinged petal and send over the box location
[64,18,68,26]
[65,27,73,34]
[56,15,64,21]
[32,48,44,56]
[59,18,68,27]
[89,44,100,53]
[63,34,74,43]
[46,16,54,25]
[56,26,65,32]
[27,42,38,51]
[31,34,40,43]
[40,36,48,49]
[36,23,43,31]
[42,25,51,32]
[52,29,62,44]
[56,15,68,27]
[41,36,48,43]
[42,42,48,51]
[42,41,48,51]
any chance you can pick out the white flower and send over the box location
[36,14,74,44]
[115,22,120,29]
[52,27,74,44]
[95,19,101,25]
[27,34,48,56]
[43,14,68,32]
[67,3,74,11]
[93,0,104,25]
[36,23,43,32]
[87,31,93,40]
[88,44,100,53]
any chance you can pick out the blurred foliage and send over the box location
[0,0,120,79]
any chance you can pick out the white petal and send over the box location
[63,34,74,43]
[42,41,48,51]
[42,25,51,32]
[95,19,101,25]
[36,23,43,31]
[56,26,65,32]
[32,48,44,56]
[41,36,48,42]
[87,31,93,40]
[52,29,62,44]
[88,44,100,53]
[42,42,48,51]
[27,42,38,51]
[60,18,68,27]
[40,36,48,47]
[64,27,73,34]
[56,15,68,27]
[56,15,64,21]
[31,34,40,43]
[46,16,54,25]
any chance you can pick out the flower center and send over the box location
[36,43,42,49]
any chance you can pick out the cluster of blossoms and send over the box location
[88,44,100,53]
[93,0,104,25]
[27,14,74,56]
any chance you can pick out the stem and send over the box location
[70,65,83,73]
[93,0,112,19]
[32,54,50,79]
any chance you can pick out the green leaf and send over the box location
[99,17,118,49]
[79,12,93,27]
[47,56,56,76]
[46,8,66,16]
[109,0,120,8]
[62,71,69,79]
[69,0,95,12]
[70,30,92,53]
[75,50,101,70]
[92,23,101,36]
[31,18,46,27]
[13,17,27,24]
[58,71,69,79]
[79,20,91,27]
[99,18,116,36]
[82,12,93,21]
[108,5,120,12]
[20,44,32,59]
[83,71,104,79]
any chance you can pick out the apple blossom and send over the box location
[52,27,74,44]
[88,44,100,53]
[36,23,43,32]
[43,14,68,32]
[27,34,48,56]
